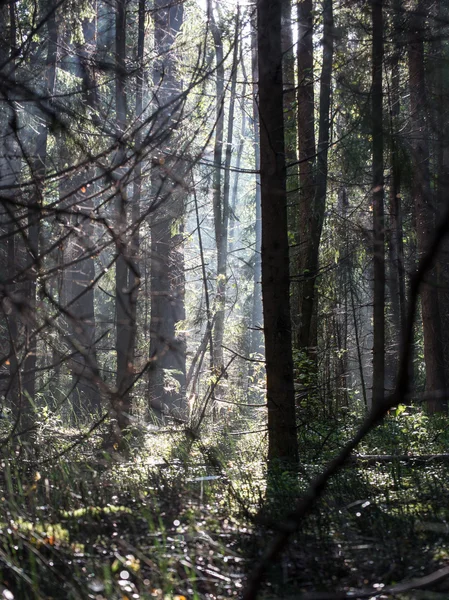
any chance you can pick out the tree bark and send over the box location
[387,0,406,387]
[281,0,299,284]
[0,0,20,410]
[372,0,385,407]
[23,2,58,424]
[257,0,298,466]
[295,0,316,353]
[433,0,449,388]
[148,0,186,421]
[408,0,447,413]
[250,13,263,356]
[114,0,137,431]
[213,10,239,374]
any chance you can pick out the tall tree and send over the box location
[212,9,239,375]
[148,0,186,420]
[62,10,101,418]
[114,0,138,431]
[433,0,449,388]
[295,0,316,353]
[250,13,263,356]
[0,0,20,409]
[257,0,298,465]
[23,0,59,423]
[372,0,385,407]
[387,0,406,385]
[281,0,299,264]
[408,0,447,412]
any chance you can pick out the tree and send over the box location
[371,0,385,407]
[408,0,447,413]
[386,0,406,385]
[257,0,298,465]
[23,0,59,425]
[113,0,138,432]
[295,0,316,355]
[148,0,186,420]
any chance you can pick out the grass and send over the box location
[1,408,449,599]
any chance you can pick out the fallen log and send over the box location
[346,453,449,466]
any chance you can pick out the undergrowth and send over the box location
[1,407,449,599]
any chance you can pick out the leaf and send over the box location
[395,404,406,417]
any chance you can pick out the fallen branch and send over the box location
[346,453,449,466]
[296,564,449,599]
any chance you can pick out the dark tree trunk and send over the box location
[148,0,186,421]
[257,0,298,466]
[434,0,449,387]
[114,0,137,431]
[0,0,20,409]
[295,0,316,353]
[387,0,406,387]
[408,0,447,413]
[372,0,385,407]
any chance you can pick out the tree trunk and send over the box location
[372,0,385,407]
[434,0,449,388]
[208,0,227,372]
[281,0,299,286]
[62,11,101,419]
[148,0,186,421]
[250,13,263,356]
[387,0,406,388]
[213,9,239,382]
[257,0,298,466]
[295,0,316,353]
[408,0,447,413]
[0,0,20,410]
[114,0,136,431]
[23,3,58,425]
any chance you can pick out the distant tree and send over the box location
[23,0,59,425]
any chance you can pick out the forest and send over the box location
[2,0,449,597]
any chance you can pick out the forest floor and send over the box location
[1,410,449,599]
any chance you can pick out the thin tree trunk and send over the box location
[387,0,406,387]
[214,10,239,374]
[372,0,385,407]
[208,0,226,371]
[257,0,298,466]
[114,0,135,431]
[281,0,299,293]
[250,13,263,356]
[295,0,316,353]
